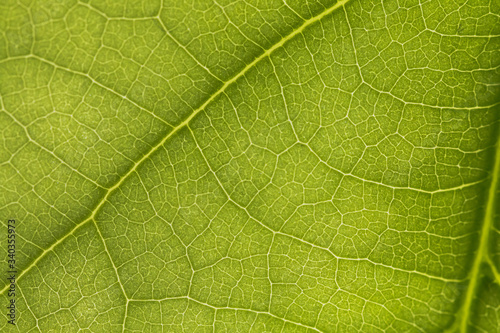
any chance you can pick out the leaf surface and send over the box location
[0,0,499,332]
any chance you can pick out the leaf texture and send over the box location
[0,0,499,332]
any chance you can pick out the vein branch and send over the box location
[0,0,352,296]
[458,126,500,332]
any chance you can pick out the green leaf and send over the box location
[1,0,499,332]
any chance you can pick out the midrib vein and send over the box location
[458,126,500,332]
[0,0,351,295]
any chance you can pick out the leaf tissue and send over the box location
[0,0,499,332]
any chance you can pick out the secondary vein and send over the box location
[0,0,352,296]
[459,123,500,332]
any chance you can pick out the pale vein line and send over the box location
[458,122,500,333]
[0,0,353,296]
[92,219,128,299]
[83,0,225,84]
[486,256,500,286]
[1,54,175,129]
[305,141,489,194]
[155,1,224,83]
[130,296,322,333]
[0,109,106,189]
[188,127,464,284]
